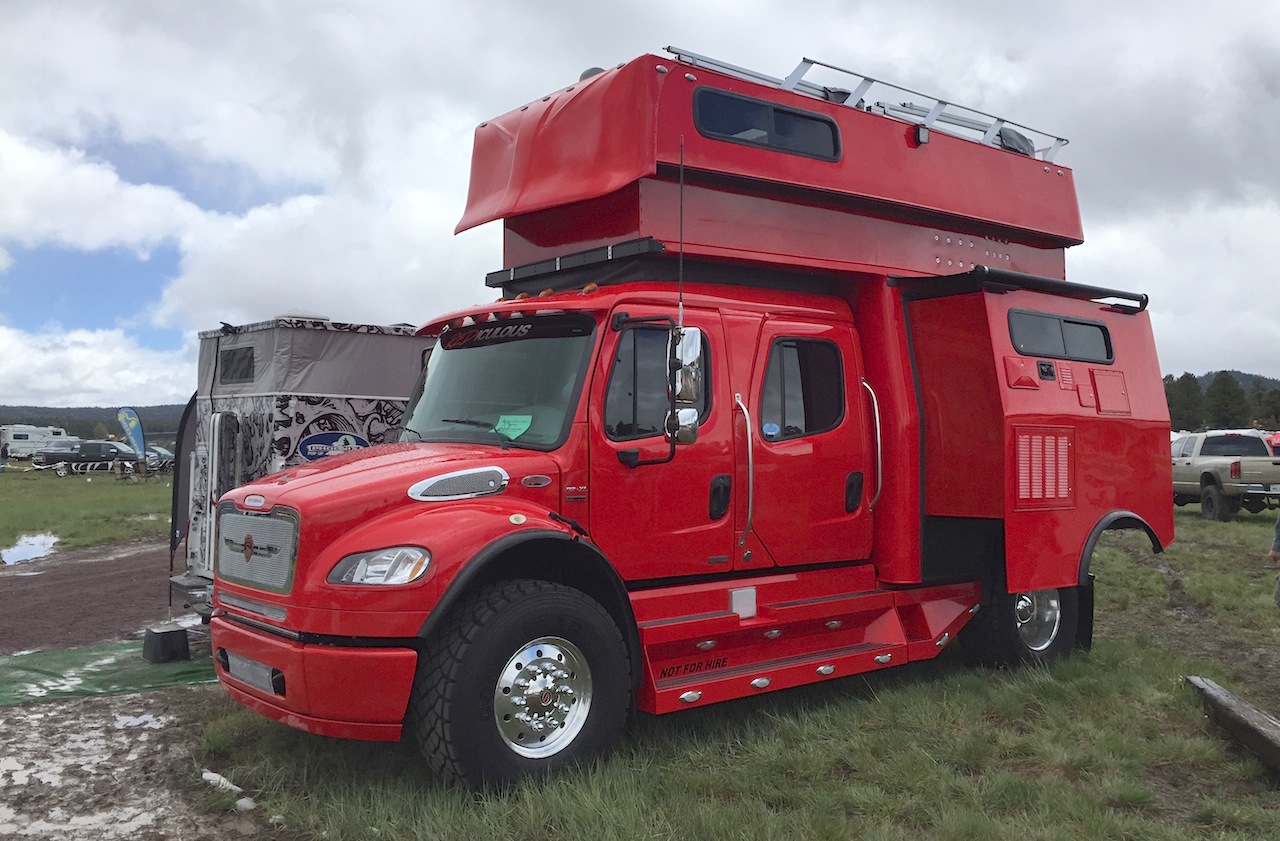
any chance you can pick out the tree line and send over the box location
[0,404,186,444]
[1165,372,1280,432]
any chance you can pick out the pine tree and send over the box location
[1166,372,1205,431]
[1204,371,1252,428]
[1250,378,1268,424]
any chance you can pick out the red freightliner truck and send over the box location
[209,47,1175,788]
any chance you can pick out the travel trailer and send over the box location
[1,425,78,458]
[169,317,435,613]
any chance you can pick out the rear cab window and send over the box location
[759,338,844,441]
[1199,434,1270,457]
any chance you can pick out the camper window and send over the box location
[694,88,840,161]
[1008,309,1112,364]
[219,347,256,384]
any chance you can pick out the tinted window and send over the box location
[219,347,255,384]
[1171,437,1188,457]
[695,88,839,160]
[604,328,709,441]
[1199,434,1270,457]
[759,339,843,441]
[1009,309,1112,364]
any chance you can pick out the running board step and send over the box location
[647,640,907,714]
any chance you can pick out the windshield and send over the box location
[401,313,597,450]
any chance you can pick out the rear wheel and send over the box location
[961,585,1079,667]
[1201,485,1233,521]
[410,579,631,789]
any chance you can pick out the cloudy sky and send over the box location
[1,0,1278,407]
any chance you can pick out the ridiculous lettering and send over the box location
[442,323,533,350]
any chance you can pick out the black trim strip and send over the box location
[638,610,736,629]
[770,589,885,609]
[625,558,873,592]
[486,237,665,288]
[220,610,420,650]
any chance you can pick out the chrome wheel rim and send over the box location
[1014,590,1062,652]
[494,636,591,758]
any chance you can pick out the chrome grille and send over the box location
[217,506,298,594]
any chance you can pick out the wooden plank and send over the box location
[1185,675,1280,771]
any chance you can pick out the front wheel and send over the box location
[410,579,631,789]
[960,585,1079,668]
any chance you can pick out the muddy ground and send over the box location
[1,538,1279,840]
[0,540,179,656]
[1,542,292,839]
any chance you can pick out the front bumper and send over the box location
[210,614,419,742]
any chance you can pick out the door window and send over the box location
[759,339,843,441]
[604,327,709,441]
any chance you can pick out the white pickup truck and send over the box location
[1171,429,1280,521]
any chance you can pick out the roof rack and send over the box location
[665,46,1068,163]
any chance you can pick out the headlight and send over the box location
[328,546,430,585]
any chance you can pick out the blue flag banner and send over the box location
[117,407,146,458]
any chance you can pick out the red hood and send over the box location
[222,442,562,517]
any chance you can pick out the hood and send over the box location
[222,442,563,523]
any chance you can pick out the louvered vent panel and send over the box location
[1015,426,1074,510]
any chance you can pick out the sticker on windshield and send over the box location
[495,415,533,439]
[762,422,781,438]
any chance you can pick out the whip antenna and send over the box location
[678,135,685,329]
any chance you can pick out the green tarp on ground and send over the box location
[0,642,216,707]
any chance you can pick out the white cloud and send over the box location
[0,131,213,252]
[1070,195,1280,378]
[0,325,196,406]
[2,0,1280,406]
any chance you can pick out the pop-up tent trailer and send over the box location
[170,316,435,613]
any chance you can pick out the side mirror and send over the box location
[672,327,702,404]
[671,408,699,445]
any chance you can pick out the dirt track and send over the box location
[0,540,180,655]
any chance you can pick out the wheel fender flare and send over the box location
[417,527,643,690]
[1073,509,1160,653]
[1077,509,1164,585]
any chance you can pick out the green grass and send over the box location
[0,461,172,549]
[195,508,1280,840]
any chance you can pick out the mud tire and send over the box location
[409,579,630,789]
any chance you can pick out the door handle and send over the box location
[709,474,732,520]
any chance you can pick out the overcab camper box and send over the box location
[170,317,435,613]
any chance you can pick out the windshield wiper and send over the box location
[440,418,511,449]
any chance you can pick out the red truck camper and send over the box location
[209,48,1175,788]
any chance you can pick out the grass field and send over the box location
[190,509,1280,841]
[0,460,172,550]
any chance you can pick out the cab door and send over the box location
[587,306,736,581]
[740,318,874,566]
